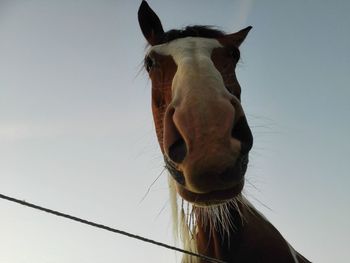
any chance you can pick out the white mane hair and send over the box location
[168,175,300,263]
[168,175,250,263]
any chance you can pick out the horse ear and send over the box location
[138,1,165,46]
[220,26,252,47]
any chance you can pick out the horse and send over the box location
[138,1,311,262]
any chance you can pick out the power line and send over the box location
[0,193,226,263]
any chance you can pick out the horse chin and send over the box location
[176,179,244,207]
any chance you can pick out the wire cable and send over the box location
[0,193,226,263]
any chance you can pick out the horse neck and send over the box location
[193,199,306,263]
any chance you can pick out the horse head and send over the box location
[138,1,253,207]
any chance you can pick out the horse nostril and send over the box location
[231,117,253,155]
[168,137,187,164]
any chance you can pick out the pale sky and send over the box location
[0,1,349,262]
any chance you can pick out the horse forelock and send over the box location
[158,26,226,45]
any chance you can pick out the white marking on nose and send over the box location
[148,37,232,107]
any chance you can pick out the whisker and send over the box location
[246,194,273,212]
[155,198,169,219]
[139,167,166,203]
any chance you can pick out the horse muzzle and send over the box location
[163,94,253,204]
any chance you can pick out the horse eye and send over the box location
[145,56,154,72]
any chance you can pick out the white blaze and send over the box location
[147,37,231,106]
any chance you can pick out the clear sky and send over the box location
[0,1,349,262]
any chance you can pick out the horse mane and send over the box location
[161,26,226,44]
[169,174,251,263]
